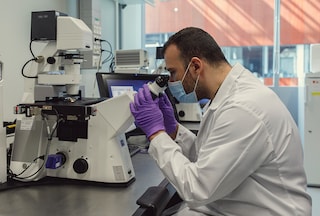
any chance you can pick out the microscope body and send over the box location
[11,93,136,184]
[10,12,135,184]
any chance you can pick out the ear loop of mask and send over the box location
[182,61,200,92]
[181,62,192,84]
[193,74,200,92]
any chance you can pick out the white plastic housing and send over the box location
[310,44,320,73]
[57,16,93,51]
[175,103,202,122]
[0,82,7,183]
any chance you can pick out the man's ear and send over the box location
[191,57,202,75]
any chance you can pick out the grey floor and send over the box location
[308,187,320,215]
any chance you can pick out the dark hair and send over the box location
[163,27,228,67]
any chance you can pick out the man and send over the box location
[130,27,312,215]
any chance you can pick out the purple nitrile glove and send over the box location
[130,84,165,139]
[158,93,178,134]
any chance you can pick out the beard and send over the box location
[195,85,208,100]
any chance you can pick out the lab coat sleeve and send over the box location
[148,105,274,207]
[174,123,197,160]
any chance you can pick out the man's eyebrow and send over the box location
[165,67,174,72]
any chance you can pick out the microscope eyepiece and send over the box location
[148,75,169,99]
[154,75,169,88]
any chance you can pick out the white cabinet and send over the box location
[304,72,320,186]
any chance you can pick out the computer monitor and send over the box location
[96,72,170,98]
[96,72,178,138]
[96,72,180,119]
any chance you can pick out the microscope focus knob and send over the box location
[47,56,56,64]
[178,110,185,117]
[73,158,89,174]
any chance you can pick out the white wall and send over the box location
[0,0,136,122]
[121,4,144,49]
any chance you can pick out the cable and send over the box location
[29,40,37,59]
[95,38,115,72]
[14,159,45,180]
[92,38,115,96]
[101,40,114,66]
[21,58,38,78]
[41,108,62,140]
[21,39,40,79]
[102,50,114,64]
[109,57,115,73]
[8,155,45,180]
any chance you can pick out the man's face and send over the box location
[164,44,197,94]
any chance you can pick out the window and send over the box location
[144,0,319,87]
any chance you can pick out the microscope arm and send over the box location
[22,41,59,104]
[95,92,136,138]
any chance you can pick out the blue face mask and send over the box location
[168,62,200,103]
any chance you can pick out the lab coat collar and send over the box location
[205,63,245,112]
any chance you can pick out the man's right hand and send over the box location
[158,93,178,136]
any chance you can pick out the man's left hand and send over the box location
[129,84,165,139]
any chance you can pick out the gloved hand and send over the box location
[158,93,178,134]
[130,84,165,139]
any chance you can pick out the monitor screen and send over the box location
[96,72,170,98]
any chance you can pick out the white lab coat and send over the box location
[148,63,312,216]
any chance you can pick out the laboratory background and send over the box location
[0,0,319,215]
